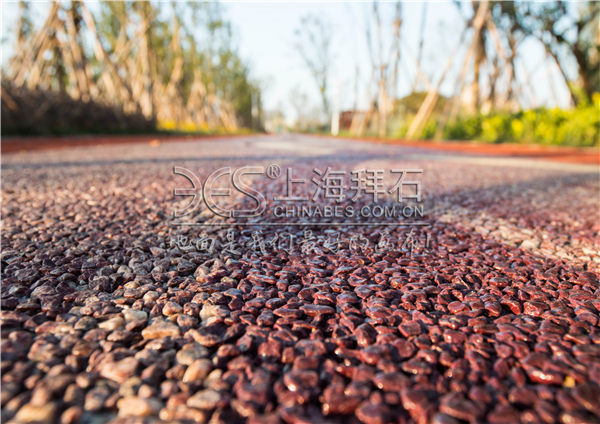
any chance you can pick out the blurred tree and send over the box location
[14,1,32,52]
[412,3,428,92]
[510,1,599,105]
[489,1,527,110]
[6,0,262,132]
[293,14,333,125]
[470,0,488,112]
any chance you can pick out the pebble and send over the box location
[99,356,139,384]
[300,304,335,317]
[142,320,181,339]
[523,301,549,317]
[123,309,148,323]
[283,370,319,392]
[2,146,599,424]
[98,316,124,331]
[117,396,162,417]
[443,329,467,344]
[176,343,209,365]
[355,323,376,347]
[571,383,600,415]
[187,389,224,410]
[322,385,361,415]
[182,359,212,383]
[356,401,390,424]
[399,321,422,337]
[200,304,227,322]
[163,301,183,316]
[60,406,82,424]
[373,372,410,392]
[84,387,110,411]
[14,402,58,422]
[440,393,483,421]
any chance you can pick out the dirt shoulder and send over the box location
[2,132,598,166]
[318,134,600,166]
[0,133,255,154]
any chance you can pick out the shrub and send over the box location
[445,115,482,140]
[435,97,599,146]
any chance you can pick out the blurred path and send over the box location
[3,134,598,172]
[3,133,599,165]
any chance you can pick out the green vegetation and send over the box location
[386,93,599,147]
[444,98,599,147]
[299,2,598,147]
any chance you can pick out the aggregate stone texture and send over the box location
[2,135,599,424]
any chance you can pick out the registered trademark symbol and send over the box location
[266,163,281,179]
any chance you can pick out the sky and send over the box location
[1,1,574,122]
[222,1,573,118]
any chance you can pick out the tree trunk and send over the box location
[496,33,518,110]
[412,3,428,92]
[79,2,137,111]
[137,3,154,119]
[433,0,489,140]
[543,43,576,106]
[65,1,90,101]
[13,1,60,86]
[406,24,470,139]
[385,2,402,137]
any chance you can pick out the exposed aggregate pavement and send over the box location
[1,135,599,424]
